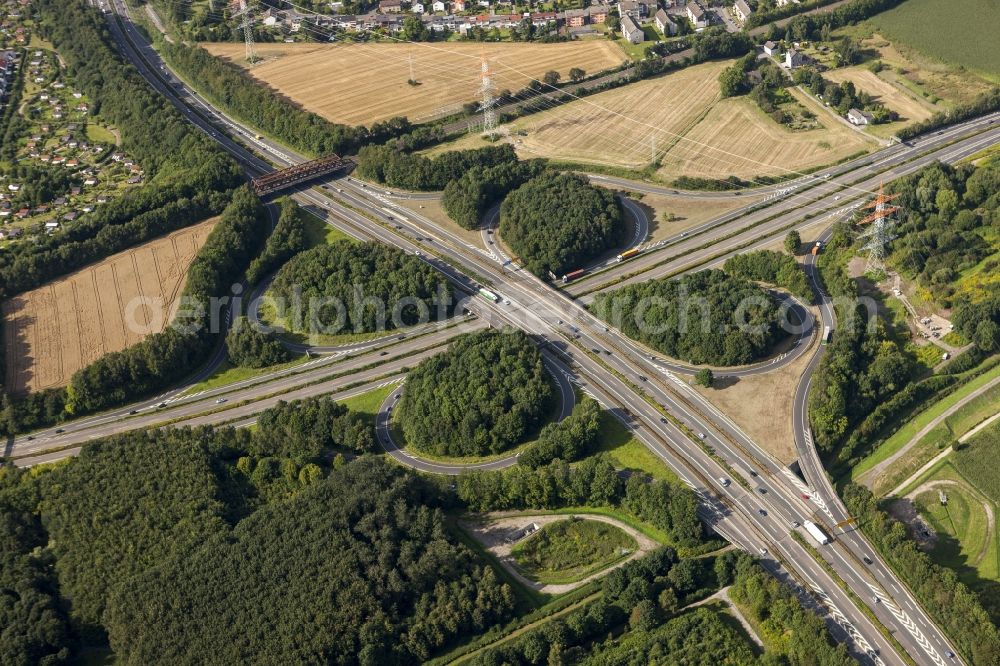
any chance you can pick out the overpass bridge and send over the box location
[251,154,353,196]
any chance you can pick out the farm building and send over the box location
[847,108,874,125]
[763,40,778,56]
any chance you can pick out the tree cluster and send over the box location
[723,249,813,302]
[355,143,518,191]
[794,68,898,122]
[252,395,376,461]
[591,269,785,366]
[499,172,624,278]
[843,483,1000,664]
[65,187,270,415]
[225,317,290,368]
[159,40,414,157]
[398,329,555,457]
[518,397,603,468]
[269,240,452,334]
[0,163,80,211]
[459,454,704,548]
[754,0,905,38]
[441,159,546,230]
[245,197,308,286]
[885,162,998,308]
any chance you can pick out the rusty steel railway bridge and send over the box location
[250,154,354,196]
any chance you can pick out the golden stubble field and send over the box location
[3,218,218,393]
[428,59,878,181]
[203,41,627,125]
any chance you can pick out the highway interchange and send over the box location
[14,1,1000,662]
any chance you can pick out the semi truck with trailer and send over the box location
[804,520,831,545]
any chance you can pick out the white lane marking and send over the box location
[867,583,945,665]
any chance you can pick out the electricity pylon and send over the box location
[857,182,901,274]
[233,0,258,64]
[478,55,498,140]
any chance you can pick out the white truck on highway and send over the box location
[803,520,831,545]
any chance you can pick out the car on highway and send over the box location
[719,477,730,487]
[55,428,65,434]
[379,351,388,356]
[758,547,767,556]
[697,432,706,439]
[758,509,767,516]
[638,376,647,382]
[26,436,34,441]
[394,394,401,401]
[757,487,767,494]
[873,596,880,604]
[158,402,167,408]
[946,650,955,658]
[660,417,667,423]
[791,521,799,528]
[863,556,873,565]
[129,409,138,415]
[216,398,227,404]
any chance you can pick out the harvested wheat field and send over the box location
[512,61,726,166]
[3,218,218,393]
[451,59,877,180]
[659,88,874,179]
[203,41,627,125]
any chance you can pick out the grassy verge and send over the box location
[338,382,399,423]
[851,362,1000,481]
[594,410,681,483]
[180,355,310,395]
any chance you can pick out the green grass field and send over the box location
[180,355,309,396]
[594,411,680,483]
[85,123,117,145]
[872,0,1000,79]
[301,208,354,247]
[511,518,637,584]
[953,421,1000,505]
[339,382,399,424]
[908,462,999,589]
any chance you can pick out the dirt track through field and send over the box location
[203,41,627,125]
[3,218,217,393]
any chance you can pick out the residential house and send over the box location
[620,12,644,44]
[44,221,59,232]
[432,0,446,11]
[0,227,23,240]
[587,5,609,22]
[763,40,777,56]
[732,0,751,24]
[411,2,424,11]
[847,108,873,125]
[686,1,707,28]
[378,0,402,12]
[785,48,805,69]
[655,8,677,35]
[564,8,586,26]
[618,0,646,18]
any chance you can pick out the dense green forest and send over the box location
[245,197,308,286]
[591,270,786,366]
[499,172,624,278]
[885,162,999,310]
[0,394,518,662]
[442,159,546,230]
[397,329,555,457]
[159,40,414,158]
[355,143,519,191]
[268,241,451,334]
[723,249,813,302]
